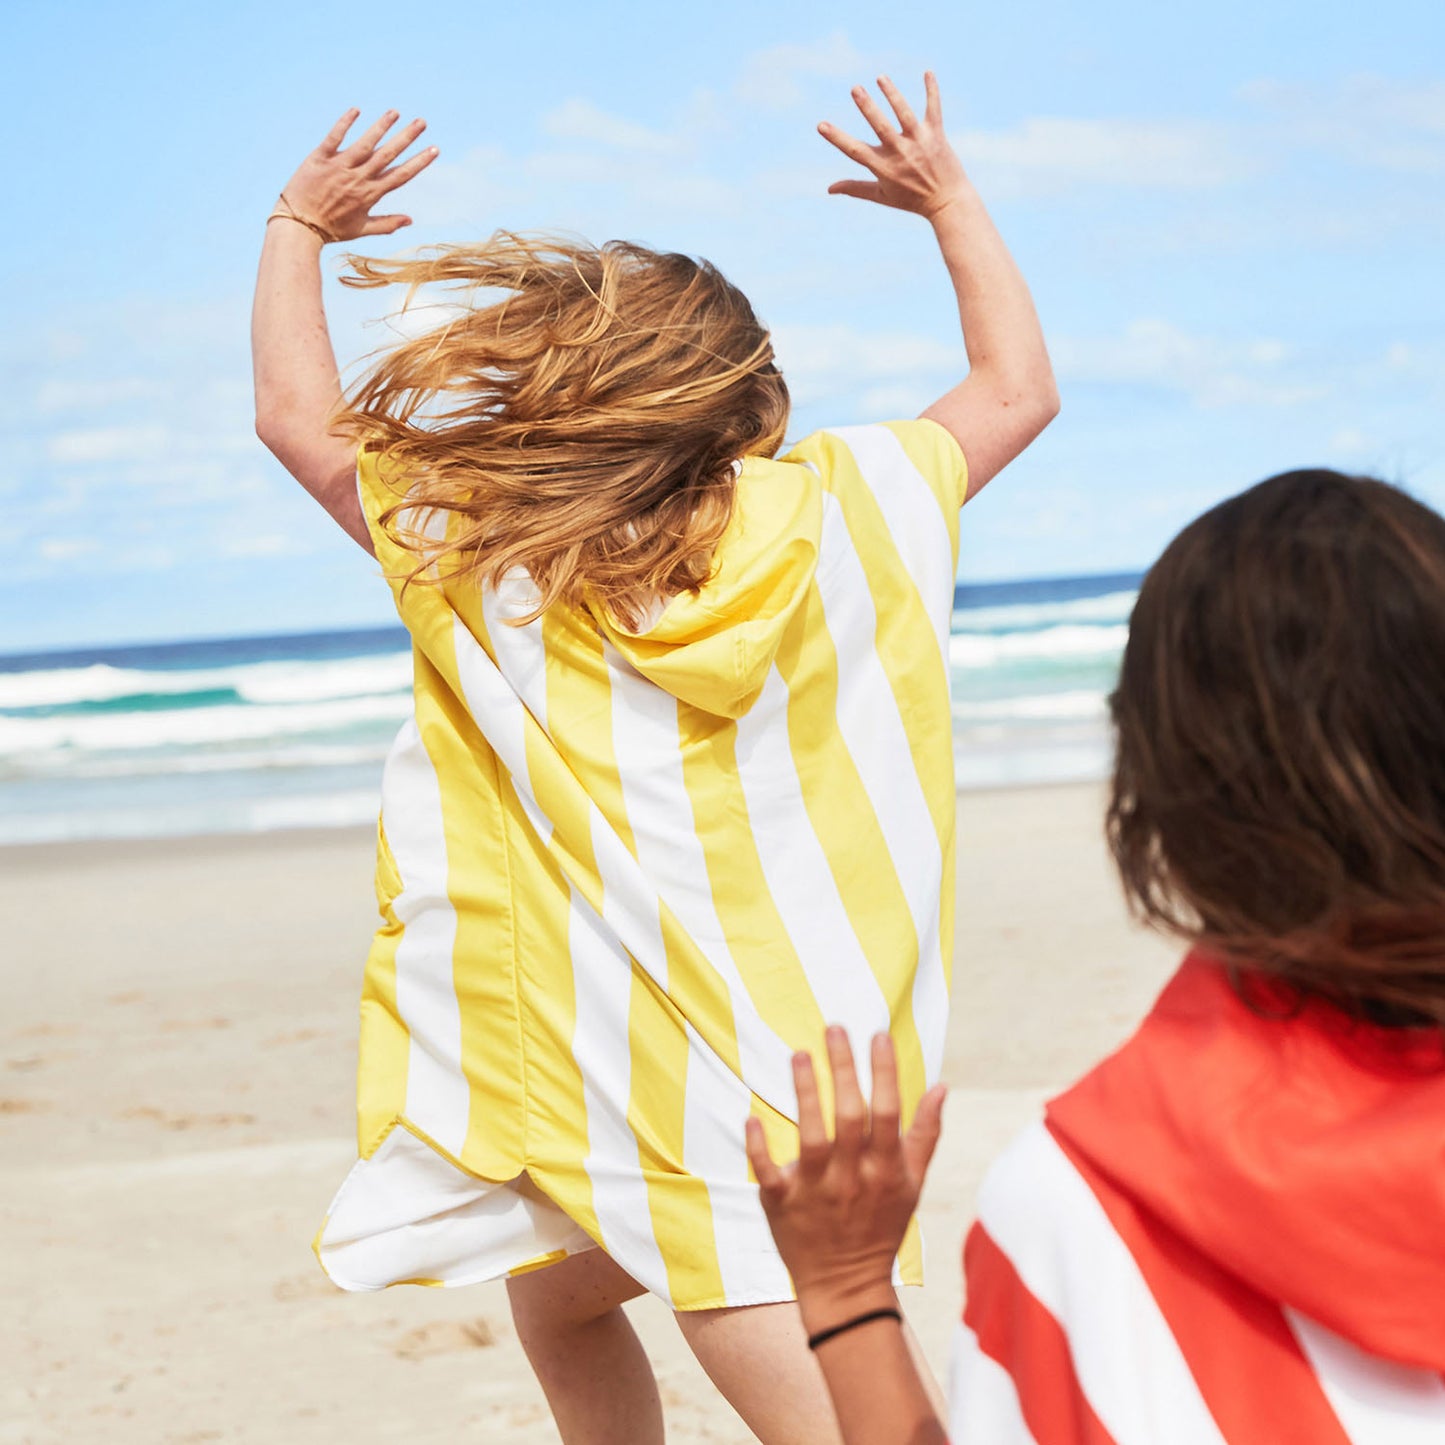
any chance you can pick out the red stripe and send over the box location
[963,1222,1119,1445]
[1045,1122,1352,1445]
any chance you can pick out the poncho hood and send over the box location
[1045,953,1445,1372]
[591,455,822,719]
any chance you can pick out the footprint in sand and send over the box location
[392,1319,497,1359]
[273,1272,340,1302]
[0,1097,51,1114]
[119,1106,257,1130]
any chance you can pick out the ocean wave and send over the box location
[0,788,384,846]
[0,693,414,756]
[0,653,413,710]
[949,624,1128,668]
[953,690,1109,722]
[5,741,394,780]
[952,590,1137,633]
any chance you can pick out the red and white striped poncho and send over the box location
[950,954,1445,1443]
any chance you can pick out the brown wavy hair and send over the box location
[1108,469,1445,1027]
[333,233,790,626]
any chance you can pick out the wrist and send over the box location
[924,184,980,225]
[265,214,328,250]
[796,1277,898,1339]
[268,193,339,246]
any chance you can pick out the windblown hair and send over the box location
[332,233,790,626]
[1108,469,1445,1027]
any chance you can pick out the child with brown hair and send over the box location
[251,74,1057,1441]
[749,467,1445,1442]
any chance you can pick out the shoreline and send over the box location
[0,771,1117,860]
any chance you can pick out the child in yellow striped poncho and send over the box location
[251,73,1056,1443]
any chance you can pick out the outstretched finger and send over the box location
[318,108,360,156]
[827,179,885,203]
[366,117,427,175]
[851,84,898,145]
[923,71,943,128]
[868,1032,901,1154]
[794,1050,830,1175]
[745,1116,786,1193]
[817,120,878,171]
[826,1026,867,1159]
[903,1083,947,1182]
[343,109,400,165]
[376,145,439,195]
[877,75,919,133]
[361,213,413,236]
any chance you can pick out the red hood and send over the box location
[1045,953,1445,1372]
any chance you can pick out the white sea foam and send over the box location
[0,693,413,756]
[0,788,384,846]
[948,624,1128,668]
[7,741,394,780]
[0,652,413,709]
[953,690,1109,722]
[952,589,1137,633]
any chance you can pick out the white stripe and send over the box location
[815,492,949,1078]
[380,714,469,1155]
[565,890,676,1305]
[1288,1310,1445,1443]
[733,662,892,1095]
[483,570,550,722]
[976,1122,1229,1445]
[603,645,795,1101]
[825,424,956,658]
[457,598,674,1301]
[682,1019,792,1303]
[603,643,792,1298]
[949,1319,1039,1444]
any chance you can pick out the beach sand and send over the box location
[2,782,1176,1443]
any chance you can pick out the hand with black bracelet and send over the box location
[746,1029,949,1445]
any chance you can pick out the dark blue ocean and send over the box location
[0,572,1141,844]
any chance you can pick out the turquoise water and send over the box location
[0,573,1140,844]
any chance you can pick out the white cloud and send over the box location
[1330,427,1373,456]
[955,117,1256,198]
[47,424,170,464]
[735,33,865,111]
[542,98,684,156]
[770,322,959,406]
[1051,318,1323,408]
[219,533,313,559]
[1243,75,1445,175]
[37,537,100,562]
[35,378,168,415]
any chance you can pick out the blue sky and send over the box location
[4,0,1443,650]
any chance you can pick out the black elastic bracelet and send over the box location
[807,1306,903,1352]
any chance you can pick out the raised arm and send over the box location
[251,109,438,553]
[821,74,1058,499]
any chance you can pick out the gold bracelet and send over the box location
[266,193,338,245]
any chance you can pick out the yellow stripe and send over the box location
[541,611,726,1304]
[883,418,968,551]
[677,703,828,1054]
[356,814,410,1156]
[823,435,960,1011]
[413,624,526,1179]
[506,771,606,1246]
[773,585,929,1117]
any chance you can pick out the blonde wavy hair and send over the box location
[333,232,791,626]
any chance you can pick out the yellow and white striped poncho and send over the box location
[316,419,967,1309]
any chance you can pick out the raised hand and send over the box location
[745,1028,946,1327]
[274,109,439,242]
[819,73,970,220]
